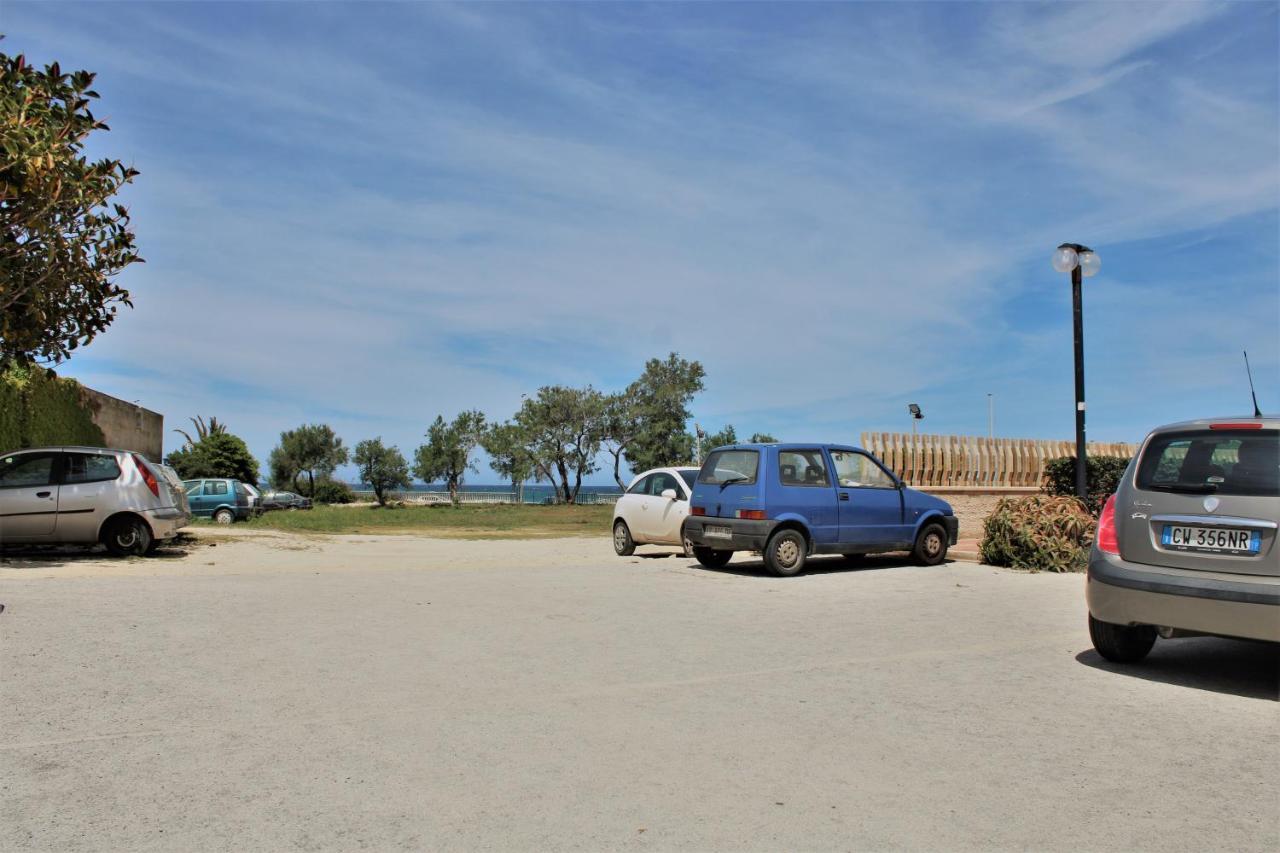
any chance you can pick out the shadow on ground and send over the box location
[0,533,205,570]
[1076,638,1279,701]
[686,552,926,578]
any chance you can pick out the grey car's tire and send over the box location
[1088,614,1157,663]
[764,529,807,577]
[912,523,948,566]
[692,546,732,569]
[103,516,153,557]
[214,508,235,525]
[613,520,636,556]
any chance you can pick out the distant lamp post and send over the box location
[1051,242,1101,501]
[907,403,923,436]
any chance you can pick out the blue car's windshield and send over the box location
[698,450,759,485]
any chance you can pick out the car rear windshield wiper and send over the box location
[717,475,749,489]
[1146,483,1218,494]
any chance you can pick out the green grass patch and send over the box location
[242,503,615,538]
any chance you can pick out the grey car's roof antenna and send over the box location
[1243,350,1263,418]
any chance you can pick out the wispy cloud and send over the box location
[5,1,1276,480]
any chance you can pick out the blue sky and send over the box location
[7,1,1279,486]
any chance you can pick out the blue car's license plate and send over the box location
[1161,525,1260,555]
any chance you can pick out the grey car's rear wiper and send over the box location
[1147,483,1218,494]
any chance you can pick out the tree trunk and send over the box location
[571,468,583,505]
[612,449,626,491]
[307,470,315,498]
[374,485,385,506]
[448,476,459,506]
[556,459,571,503]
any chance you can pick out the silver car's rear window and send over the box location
[698,450,759,485]
[1136,429,1278,497]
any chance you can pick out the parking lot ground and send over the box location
[2,532,1277,852]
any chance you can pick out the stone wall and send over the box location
[921,488,1039,539]
[78,386,164,461]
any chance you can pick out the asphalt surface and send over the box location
[2,537,1277,851]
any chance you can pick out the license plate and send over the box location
[704,524,732,540]
[1161,525,1260,555]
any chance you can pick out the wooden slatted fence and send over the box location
[859,432,1136,490]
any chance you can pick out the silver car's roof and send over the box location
[1147,416,1278,435]
[1,445,133,455]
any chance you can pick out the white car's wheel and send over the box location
[613,520,636,556]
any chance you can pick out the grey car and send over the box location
[1087,417,1279,662]
[0,446,191,556]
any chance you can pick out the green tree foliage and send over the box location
[749,432,778,443]
[1,48,142,364]
[172,415,226,449]
[614,353,705,477]
[482,421,537,504]
[271,424,348,497]
[310,478,356,505]
[516,385,606,504]
[166,431,260,484]
[413,410,486,505]
[354,438,411,507]
[702,424,738,451]
[0,363,104,451]
[1042,455,1132,515]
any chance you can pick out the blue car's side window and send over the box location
[830,451,897,489]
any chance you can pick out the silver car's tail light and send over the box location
[131,453,160,498]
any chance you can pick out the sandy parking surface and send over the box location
[2,530,1277,851]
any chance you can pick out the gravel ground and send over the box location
[2,530,1276,852]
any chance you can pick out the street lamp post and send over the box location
[1052,243,1101,502]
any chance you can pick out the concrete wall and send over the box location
[78,386,164,461]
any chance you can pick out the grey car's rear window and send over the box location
[1136,430,1278,497]
[698,450,759,485]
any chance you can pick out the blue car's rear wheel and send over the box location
[764,529,807,577]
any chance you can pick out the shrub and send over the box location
[1042,455,1131,515]
[980,495,1096,573]
[311,479,355,504]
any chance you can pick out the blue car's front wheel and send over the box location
[912,523,948,566]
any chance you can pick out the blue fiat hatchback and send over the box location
[682,443,958,576]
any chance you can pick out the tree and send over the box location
[1,48,142,364]
[413,410,486,505]
[166,431,260,484]
[703,424,738,451]
[615,353,705,476]
[271,424,348,498]
[482,421,537,504]
[353,438,411,507]
[515,385,606,504]
[172,415,227,449]
[749,432,778,443]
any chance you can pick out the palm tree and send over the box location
[173,415,228,450]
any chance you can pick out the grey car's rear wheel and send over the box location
[764,529,807,577]
[214,508,235,525]
[912,523,948,566]
[1088,614,1157,663]
[692,546,732,569]
[103,516,153,557]
[613,520,635,556]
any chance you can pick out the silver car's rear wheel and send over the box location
[103,517,153,557]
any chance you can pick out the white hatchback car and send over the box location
[612,466,700,556]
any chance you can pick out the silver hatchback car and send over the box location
[1087,417,1279,662]
[0,446,191,556]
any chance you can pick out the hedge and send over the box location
[0,364,106,452]
[1042,455,1131,515]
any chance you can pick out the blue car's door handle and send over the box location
[839,492,850,501]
